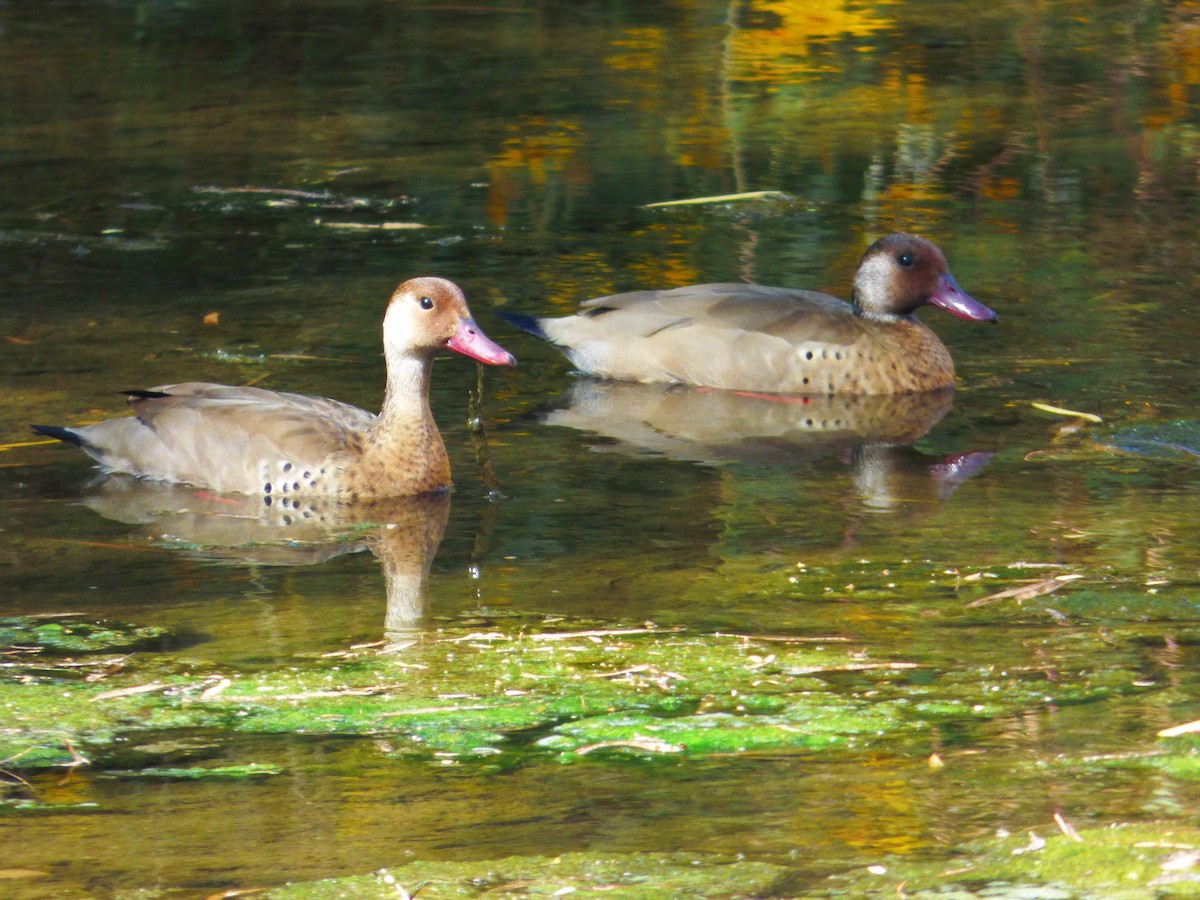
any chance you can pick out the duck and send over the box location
[498,233,996,395]
[32,277,517,499]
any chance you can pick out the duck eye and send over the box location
[419,296,434,310]
[898,254,914,268]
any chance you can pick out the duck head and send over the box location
[384,277,517,366]
[851,234,997,324]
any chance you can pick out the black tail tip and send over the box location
[495,309,549,342]
[30,424,85,447]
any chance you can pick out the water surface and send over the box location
[2,1,1199,896]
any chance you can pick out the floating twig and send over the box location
[1030,401,1102,423]
[1054,811,1084,842]
[215,683,405,702]
[194,185,335,200]
[440,631,509,643]
[787,661,922,674]
[966,574,1083,607]
[593,664,688,684]
[64,740,90,768]
[529,626,685,641]
[576,738,685,756]
[199,678,232,700]
[376,704,490,719]
[316,220,427,230]
[1159,718,1200,738]
[91,683,171,702]
[642,190,791,209]
[712,632,851,643]
[0,438,59,451]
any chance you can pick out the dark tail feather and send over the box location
[123,389,171,400]
[30,424,85,447]
[496,310,550,342]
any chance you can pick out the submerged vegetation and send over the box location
[1,569,1191,771]
[5,597,1200,894]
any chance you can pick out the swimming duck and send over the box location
[499,233,996,395]
[32,277,516,498]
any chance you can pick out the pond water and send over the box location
[2,0,1199,897]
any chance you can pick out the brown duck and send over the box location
[499,233,996,395]
[33,277,516,498]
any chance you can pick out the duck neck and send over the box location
[851,289,911,324]
[362,349,451,493]
[376,350,435,425]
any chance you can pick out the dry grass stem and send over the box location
[576,738,685,756]
[967,574,1083,607]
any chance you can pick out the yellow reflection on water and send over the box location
[729,0,890,83]
[485,118,589,228]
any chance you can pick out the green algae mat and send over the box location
[262,852,797,899]
[6,594,1200,899]
[0,608,1156,769]
[210,826,1200,898]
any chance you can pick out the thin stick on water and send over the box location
[641,190,791,208]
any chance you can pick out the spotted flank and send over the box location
[262,461,326,499]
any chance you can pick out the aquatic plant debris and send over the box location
[102,763,282,780]
[249,824,1200,898]
[0,615,173,655]
[1104,420,1200,460]
[1024,418,1200,463]
[0,610,1152,771]
[263,851,794,898]
[813,823,1200,898]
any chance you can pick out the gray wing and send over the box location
[544,284,865,391]
[69,383,375,493]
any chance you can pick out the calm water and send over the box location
[2,0,1199,895]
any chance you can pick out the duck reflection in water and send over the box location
[539,381,992,510]
[79,480,453,646]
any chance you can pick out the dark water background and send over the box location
[1,0,1198,895]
